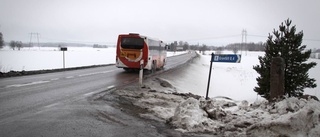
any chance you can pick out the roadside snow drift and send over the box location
[111,51,320,136]
[113,76,320,137]
[170,96,320,137]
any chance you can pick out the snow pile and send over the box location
[114,78,185,121]
[247,97,320,137]
[168,98,217,132]
[167,96,320,136]
[113,75,320,136]
[146,77,177,93]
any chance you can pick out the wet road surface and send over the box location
[0,52,196,137]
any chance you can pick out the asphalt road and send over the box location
[0,52,196,137]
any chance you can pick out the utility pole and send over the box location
[241,29,247,55]
[29,33,40,49]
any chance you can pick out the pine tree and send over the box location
[253,19,317,100]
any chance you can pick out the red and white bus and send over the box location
[116,33,167,72]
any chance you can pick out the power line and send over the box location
[40,36,116,45]
[303,38,320,42]
[242,29,247,43]
[247,34,268,38]
[242,29,248,55]
[177,34,241,42]
[35,32,320,46]
[29,33,40,48]
[248,34,320,42]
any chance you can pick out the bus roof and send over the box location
[119,33,161,42]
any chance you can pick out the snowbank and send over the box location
[109,50,320,136]
[113,76,320,136]
[169,96,320,136]
[247,97,320,137]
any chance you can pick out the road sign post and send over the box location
[139,59,144,87]
[206,53,214,99]
[205,53,241,99]
[60,47,67,69]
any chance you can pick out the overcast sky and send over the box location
[0,0,319,48]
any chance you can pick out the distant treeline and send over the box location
[93,44,108,48]
[224,42,266,51]
[312,49,320,53]
[0,41,116,50]
[3,42,93,48]
[166,41,266,52]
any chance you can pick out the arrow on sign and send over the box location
[211,54,241,63]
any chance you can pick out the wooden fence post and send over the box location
[270,57,285,101]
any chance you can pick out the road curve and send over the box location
[0,52,196,137]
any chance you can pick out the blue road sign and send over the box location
[211,54,241,63]
[206,53,241,99]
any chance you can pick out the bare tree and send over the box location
[9,41,23,50]
[215,47,223,54]
[232,47,239,54]
[9,41,16,50]
[16,41,22,50]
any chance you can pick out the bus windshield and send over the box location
[121,37,144,49]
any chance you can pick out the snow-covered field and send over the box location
[0,46,187,72]
[162,51,320,102]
